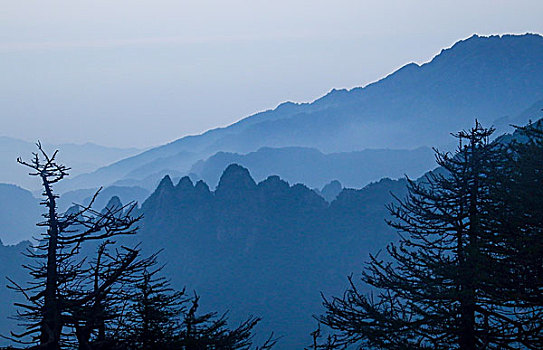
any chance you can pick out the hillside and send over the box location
[0,240,33,346]
[136,166,407,348]
[190,146,434,189]
[0,167,407,347]
[0,137,142,191]
[57,185,150,212]
[118,120,543,347]
[1,120,541,347]
[0,184,40,244]
[59,33,543,192]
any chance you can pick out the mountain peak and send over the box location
[64,33,543,191]
[176,176,194,191]
[258,175,290,193]
[321,180,343,203]
[216,164,256,193]
[195,180,211,194]
[103,195,123,214]
[156,175,174,192]
[434,33,543,62]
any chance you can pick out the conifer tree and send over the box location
[481,121,543,346]
[175,294,276,349]
[123,268,186,350]
[70,241,157,350]
[120,269,276,350]
[318,122,542,348]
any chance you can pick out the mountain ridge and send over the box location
[58,33,543,192]
[0,136,143,191]
[190,146,435,189]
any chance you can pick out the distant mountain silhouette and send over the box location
[493,97,543,134]
[2,120,542,347]
[318,180,343,202]
[60,33,543,192]
[0,184,40,244]
[190,146,434,189]
[135,165,408,348]
[57,185,150,212]
[0,136,142,191]
[126,119,543,347]
[0,240,32,346]
[0,183,149,247]
[1,34,543,348]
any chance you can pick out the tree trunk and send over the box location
[459,144,480,350]
[41,179,61,350]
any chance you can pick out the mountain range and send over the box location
[1,120,541,348]
[1,33,543,348]
[0,136,142,191]
[56,33,543,193]
[189,146,434,189]
[111,121,543,348]
[135,166,409,348]
[0,165,408,347]
[0,184,40,245]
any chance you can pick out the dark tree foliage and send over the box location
[121,268,187,349]
[115,266,276,350]
[305,324,338,350]
[481,121,543,346]
[317,122,543,349]
[70,241,158,350]
[174,294,276,350]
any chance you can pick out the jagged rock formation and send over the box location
[137,165,407,348]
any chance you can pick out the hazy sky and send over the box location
[1,0,542,148]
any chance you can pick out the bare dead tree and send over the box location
[5,142,276,350]
[6,143,148,349]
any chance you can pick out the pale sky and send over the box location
[1,0,542,148]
